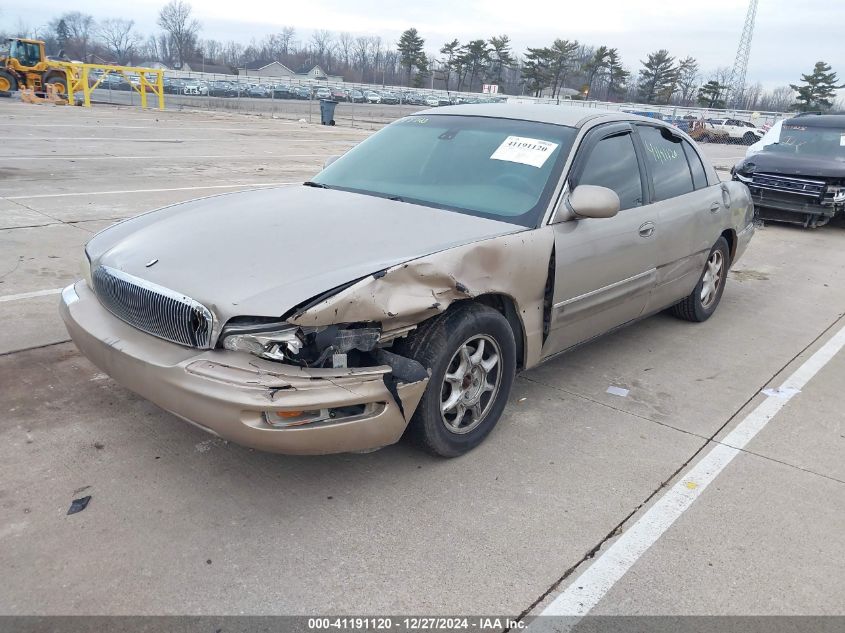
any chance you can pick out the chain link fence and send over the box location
[83,68,788,143]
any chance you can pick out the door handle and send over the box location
[710,202,721,213]
[638,221,655,238]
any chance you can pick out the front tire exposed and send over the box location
[400,303,516,457]
[671,236,730,322]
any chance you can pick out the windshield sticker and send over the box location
[491,136,559,168]
[840,134,845,146]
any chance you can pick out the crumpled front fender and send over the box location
[289,227,555,368]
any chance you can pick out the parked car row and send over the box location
[158,77,507,106]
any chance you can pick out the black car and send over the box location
[380,91,400,105]
[347,89,365,103]
[208,81,237,97]
[271,84,292,99]
[733,114,845,228]
[163,78,186,94]
[96,73,131,91]
[292,86,312,100]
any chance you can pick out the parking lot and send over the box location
[1,100,844,621]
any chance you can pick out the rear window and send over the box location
[637,125,694,201]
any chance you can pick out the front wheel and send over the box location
[401,303,516,457]
[45,75,68,96]
[671,237,730,322]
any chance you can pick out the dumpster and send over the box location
[319,99,338,126]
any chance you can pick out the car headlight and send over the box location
[220,320,382,366]
[828,186,845,203]
[221,322,305,361]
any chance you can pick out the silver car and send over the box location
[60,105,754,457]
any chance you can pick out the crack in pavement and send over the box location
[507,311,845,629]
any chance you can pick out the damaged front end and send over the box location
[218,317,429,429]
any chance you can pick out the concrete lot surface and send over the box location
[0,101,843,619]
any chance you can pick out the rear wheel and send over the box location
[671,237,730,322]
[0,70,18,92]
[743,132,757,145]
[401,303,516,457]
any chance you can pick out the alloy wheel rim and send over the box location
[440,334,502,435]
[700,250,724,309]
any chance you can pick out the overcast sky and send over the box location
[3,0,842,92]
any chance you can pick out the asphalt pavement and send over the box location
[0,100,842,623]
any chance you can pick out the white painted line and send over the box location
[5,182,300,200]
[0,288,63,302]
[535,320,845,622]
[8,154,325,161]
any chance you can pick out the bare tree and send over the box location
[48,12,95,59]
[98,19,140,64]
[354,36,370,80]
[311,29,333,65]
[157,0,200,67]
[337,32,353,69]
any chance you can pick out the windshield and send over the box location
[769,124,845,160]
[312,114,577,226]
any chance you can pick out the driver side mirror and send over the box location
[552,185,621,222]
[323,155,341,169]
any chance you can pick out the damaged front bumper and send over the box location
[59,281,428,455]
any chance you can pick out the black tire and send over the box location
[671,236,730,322]
[45,75,68,95]
[743,132,757,145]
[0,69,18,92]
[400,303,516,457]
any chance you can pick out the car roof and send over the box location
[783,114,845,128]
[418,103,674,129]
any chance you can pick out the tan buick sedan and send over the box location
[61,105,754,457]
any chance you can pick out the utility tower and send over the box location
[727,0,759,108]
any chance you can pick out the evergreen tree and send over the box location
[548,39,578,98]
[486,35,514,90]
[439,39,461,93]
[463,39,490,91]
[637,49,677,104]
[790,61,843,111]
[522,47,551,97]
[697,80,728,109]
[397,27,425,87]
[605,48,629,101]
[584,45,611,99]
[55,19,70,51]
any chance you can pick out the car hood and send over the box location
[87,186,524,324]
[736,151,845,179]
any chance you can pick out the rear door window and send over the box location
[636,125,694,201]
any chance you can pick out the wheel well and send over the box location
[721,229,736,263]
[470,294,526,370]
[43,71,66,82]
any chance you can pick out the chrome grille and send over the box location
[750,173,826,198]
[92,266,213,348]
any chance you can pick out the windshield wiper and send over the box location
[303,181,330,189]
[387,195,404,202]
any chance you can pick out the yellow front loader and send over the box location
[0,37,72,96]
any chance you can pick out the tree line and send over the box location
[4,1,842,111]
